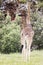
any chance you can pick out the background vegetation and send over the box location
[0,15,21,53]
[0,0,43,53]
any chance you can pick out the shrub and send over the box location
[31,11,43,49]
[0,15,21,53]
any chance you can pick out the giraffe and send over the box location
[18,1,34,61]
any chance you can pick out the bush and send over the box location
[0,15,21,53]
[31,11,43,49]
[0,11,5,21]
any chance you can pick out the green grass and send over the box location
[0,50,43,65]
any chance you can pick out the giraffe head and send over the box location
[18,4,27,17]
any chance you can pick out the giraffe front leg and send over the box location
[27,38,33,61]
[25,37,32,61]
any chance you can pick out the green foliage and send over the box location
[0,11,5,21]
[31,1,43,49]
[0,15,21,53]
[31,11,43,49]
[38,2,43,8]
[19,0,26,3]
[38,0,43,2]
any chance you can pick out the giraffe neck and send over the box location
[20,16,32,30]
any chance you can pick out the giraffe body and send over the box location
[20,23,34,61]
